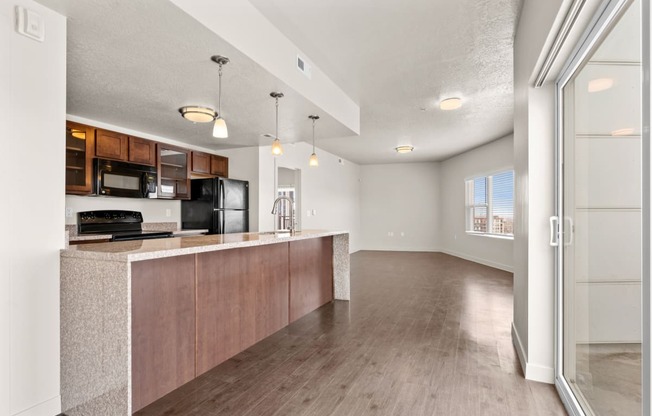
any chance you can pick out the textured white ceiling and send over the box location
[38,0,521,164]
[36,0,355,153]
[248,0,522,163]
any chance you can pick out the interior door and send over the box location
[555,1,643,415]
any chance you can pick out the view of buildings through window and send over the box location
[466,170,514,236]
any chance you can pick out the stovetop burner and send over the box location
[77,210,173,242]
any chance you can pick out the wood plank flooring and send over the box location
[135,251,566,416]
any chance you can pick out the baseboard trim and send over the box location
[511,323,554,384]
[358,247,440,253]
[440,249,513,273]
[13,395,61,416]
[511,322,528,378]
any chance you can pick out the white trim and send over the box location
[440,249,513,273]
[12,396,61,416]
[512,323,555,384]
[466,232,514,240]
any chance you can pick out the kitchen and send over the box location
[1,0,648,415]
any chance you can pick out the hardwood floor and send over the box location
[135,251,566,416]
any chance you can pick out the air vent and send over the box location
[297,54,312,79]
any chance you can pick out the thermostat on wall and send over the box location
[15,6,45,42]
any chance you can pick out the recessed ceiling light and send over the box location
[588,78,614,93]
[395,145,414,154]
[611,127,636,136]
[179,106,216,123]
[440,97,462,111]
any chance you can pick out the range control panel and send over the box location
[78,210,143,224]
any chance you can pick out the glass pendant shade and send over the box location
[212,117,228,138]
[309,152,319,167]
[271,138,283,155]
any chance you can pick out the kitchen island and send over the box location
[60,230,350,415]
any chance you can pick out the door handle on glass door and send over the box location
[564,216,574,246]
[549,216,560,247]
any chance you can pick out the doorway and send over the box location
[277,167,301,231]
[554,0,645,414]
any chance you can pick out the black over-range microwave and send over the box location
[93,158,158,198]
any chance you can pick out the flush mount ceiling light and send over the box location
[179,106,216,123]
[395,145,414,154]
[588,78,614,93]
[439,97,462,111]
[308,115,320,167]
[211,55,230,138]
[270,92,284,156]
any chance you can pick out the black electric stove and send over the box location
[77,210,173,242]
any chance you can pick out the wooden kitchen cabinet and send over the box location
[195,244,289,375]
[190,151,211,174]
[289,237,334,322]
[210,154,229,177]
[95,128,128,161]
[191,151,229,177]
[131,255,196,412]
[128,136,156,166]
[65,121,95,195]
[157,143,190,199]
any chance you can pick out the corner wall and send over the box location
[359,163,441,252]
[439,135,514,272]
[513,0,564,383]
[1,1,66,414]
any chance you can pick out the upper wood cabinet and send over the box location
[157,144,191,200]
[95,128,156,166]
[210,155,229,177]
[191,151,211,174]
[191,151,229,177]
[95,129,128,161]
[65,121,95,195]
[128,136,156,166]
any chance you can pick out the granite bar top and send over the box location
[61,230,348,263]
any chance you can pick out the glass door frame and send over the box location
[553,0,650,415]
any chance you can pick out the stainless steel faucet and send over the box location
[271,196,296,234]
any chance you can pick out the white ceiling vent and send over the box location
[297,54,312,79]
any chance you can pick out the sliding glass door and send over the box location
[555,0,645,415]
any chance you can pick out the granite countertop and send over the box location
[61,230,348,262]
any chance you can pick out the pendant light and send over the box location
[308,115,319,167]
[211,55,229,138]
[270,92,284,156]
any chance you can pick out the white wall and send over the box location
[439,135,514,272]
[359,163,440,252]
[1,2,66,415]
[513,0,564,384]
[256,143,361,253]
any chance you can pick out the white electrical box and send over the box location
[15,6,45,42]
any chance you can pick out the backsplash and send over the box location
[65,195,181,227]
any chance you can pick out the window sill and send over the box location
[466,232,514,241]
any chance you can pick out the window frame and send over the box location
[465,169,514,239]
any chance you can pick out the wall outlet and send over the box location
[400,232,405,237]
[165,209,171,217]
[65,207,73,218]
[306,210,312,217]
[388,231,394,237]
[311,209,317,216]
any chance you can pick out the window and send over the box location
[465,170,514,237]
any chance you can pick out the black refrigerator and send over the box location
[181,178,249,234]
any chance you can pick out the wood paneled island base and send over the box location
[60,231,349,415]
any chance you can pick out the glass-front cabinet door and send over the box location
[65,121,94,195]
[555,0,643,415]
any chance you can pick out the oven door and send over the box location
[94,158,156,198]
